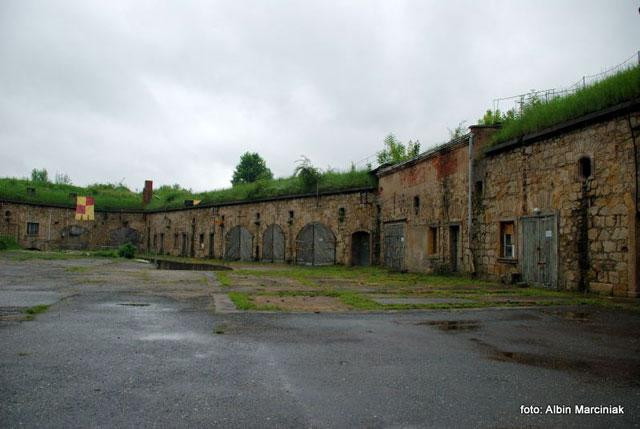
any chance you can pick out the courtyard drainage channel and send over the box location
[150,259,232,271]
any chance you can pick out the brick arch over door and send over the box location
[225,225,253,261]
[295,222,336,266]
[262,224,285,263]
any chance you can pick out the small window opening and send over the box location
[413,196,420,215]
[500,221,515,259]
[288,210,294,219]
[475,180,483,195]
[27,222,39,236]
[338,207,346,223]
[578,156,592,180]
[199,233,204,244]
[5,210,11,217]
[174,233,179,248]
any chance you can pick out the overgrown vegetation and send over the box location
[376,133,420,165]
[0,178,142,210]
[118,243,136,259]
[0,235,20,251]
[488,65,640,145]
[22,304,50,321]
[1,168,375,210]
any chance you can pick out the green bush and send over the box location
[0,236,20,251]
[117,243,136,259]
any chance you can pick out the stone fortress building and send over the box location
[1,100,639,298]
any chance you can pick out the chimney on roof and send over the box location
[142,180,153,206]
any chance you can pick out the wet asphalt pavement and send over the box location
[1,259,640,428]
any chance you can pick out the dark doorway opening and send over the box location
[351,231,371,266]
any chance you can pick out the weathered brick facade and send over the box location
[377,139,472,273]
[2,103,638,296]
[0,201,145,251]
[144,190,377,265]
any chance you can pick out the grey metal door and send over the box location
[383,222,405,271]
[522,215,557,288]
[262,224,285,262]
[296,222,336,266]
[351,231,371,266]
[225,226,253,261]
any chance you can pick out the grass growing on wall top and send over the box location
[0,169,376,211]
[491,65,640,145]
[0,178,143,210]
[144,169,376,210]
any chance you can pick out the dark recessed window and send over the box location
[578,156,592,180]
[199,233,204,244]
[338,207,346,223]
[475,180,484,195]
[413,196,420,215]
[288,210,294,219]
[256,212,260,220]
[27,222,39,236]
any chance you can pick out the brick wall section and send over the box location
[0,202,146,251]
[377,139,471,273]
[475,112,640,297]
[144,190,377,264]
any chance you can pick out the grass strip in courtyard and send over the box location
[22,304,50,321]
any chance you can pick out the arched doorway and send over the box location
[225,226,253,261]
[351,231,370,266]
[262,224,285,263]
[296,222,336,266]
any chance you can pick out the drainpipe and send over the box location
[467,133,475,274]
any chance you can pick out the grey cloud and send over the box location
[1,0,638,191]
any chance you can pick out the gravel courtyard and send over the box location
[1,254,639,428]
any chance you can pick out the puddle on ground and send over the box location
[469,337,640,385]
[492,350,591,371]
[545,310,592,322]
[417,320,480,332]
[140,332,210,343]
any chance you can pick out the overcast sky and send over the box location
[1,1,638,191]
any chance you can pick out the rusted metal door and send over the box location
[522,215,557,288]
[351,231,371,266]
[262,224,285,263]
[383,222,405,271]
[296,222,336,266]
[225,226,253,261]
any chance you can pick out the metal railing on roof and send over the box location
[492,50,640,114]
